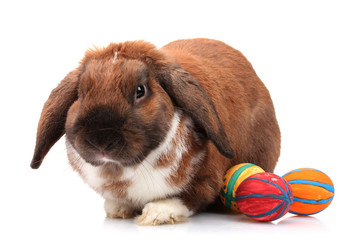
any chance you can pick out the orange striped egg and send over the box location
[283,168,334,215]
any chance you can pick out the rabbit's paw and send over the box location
[136,198,193,225]
[104,199,136,219]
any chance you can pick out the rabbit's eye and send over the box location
[136,85,146,99]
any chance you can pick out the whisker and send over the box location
[115,142,126,157]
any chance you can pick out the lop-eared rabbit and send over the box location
[31,38,280,225]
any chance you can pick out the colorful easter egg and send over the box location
[283,168,334,215]
[219,163,265,212]
[236,172,293,221]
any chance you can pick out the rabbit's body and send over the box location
[163,39,280,172]
[31,38,280,225]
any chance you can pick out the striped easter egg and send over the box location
[235,172,294,221]
[283,168,334,215]
[219,163,265,212]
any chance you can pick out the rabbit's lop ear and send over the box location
[160,67,235,159]
[30,70,80,169]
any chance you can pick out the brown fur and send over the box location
[31,38,280,215]
[102,180,131,199]
[163,39,280,172]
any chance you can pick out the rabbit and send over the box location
[31,38,281,225]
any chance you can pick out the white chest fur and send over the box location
[116,111,185,206]
[66,110,196,208]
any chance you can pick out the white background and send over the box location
[1,0,362,239]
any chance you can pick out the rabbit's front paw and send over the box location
[104,199,136,219]
[136,198,193,225]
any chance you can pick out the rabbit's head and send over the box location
[31,41,234,169]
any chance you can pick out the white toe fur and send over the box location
[136,198,193,225]
[104,199,136,219]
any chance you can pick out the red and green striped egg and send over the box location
[219,163,265,212]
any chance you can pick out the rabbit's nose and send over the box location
[81,106,125,154]
[85,130,121,154]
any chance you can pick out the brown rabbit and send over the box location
[31,38,280,225]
